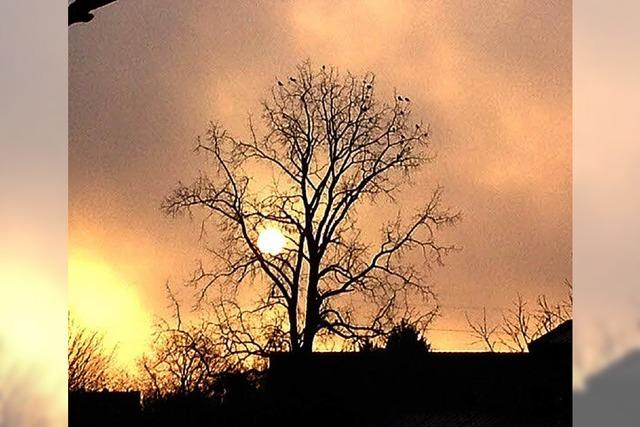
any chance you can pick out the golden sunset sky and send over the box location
[69,0,571,370]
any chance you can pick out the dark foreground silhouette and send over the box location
[68,0,118,25]
[69,321,571,427]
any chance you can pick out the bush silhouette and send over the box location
[385,320,431,355]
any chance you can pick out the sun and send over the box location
[257,228,286,255]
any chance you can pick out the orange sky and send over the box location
[69,0,571,368]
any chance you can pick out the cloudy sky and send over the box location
[69,0,571,366]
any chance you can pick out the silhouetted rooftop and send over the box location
[528,320,572,353]
[266,324,572,426]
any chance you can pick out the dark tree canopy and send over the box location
[385,320,431,354]
[163,62,459,355]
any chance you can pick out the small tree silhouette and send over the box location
[141,285,231,398]
[68,315,115,392]
[385,320,431,354]
[164,62,459,354]
[466,307,499,352]
[466,281,573,352]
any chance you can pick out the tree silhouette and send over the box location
[465,308,499,352]
[163,62,459,354]
[466,281,572,352]
[141,285,230,398]
[385,320,431,354]
[68,315,114,392]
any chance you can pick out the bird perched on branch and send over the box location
[69,0,118,26]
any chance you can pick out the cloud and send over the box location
[69,0,571,351]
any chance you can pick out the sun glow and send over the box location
[68,251,152,370]
[257,228,286,255]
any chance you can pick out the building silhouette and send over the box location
[266,320,572,426]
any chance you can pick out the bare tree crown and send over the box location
[163,62,459,354]
[466,281,573,353]
[68,316,114,392]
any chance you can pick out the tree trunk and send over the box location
[288,307,300,352]
[301,316,317,353]
[301,262,320,353]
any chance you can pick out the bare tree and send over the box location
[140,285,231,397]
[163,62,459,354]
[499,294,535,352]
[535,279,572,335]
[68,316,114,392]
[466,281,572,352]
[205,293,291,362]
[466,308,499,352]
